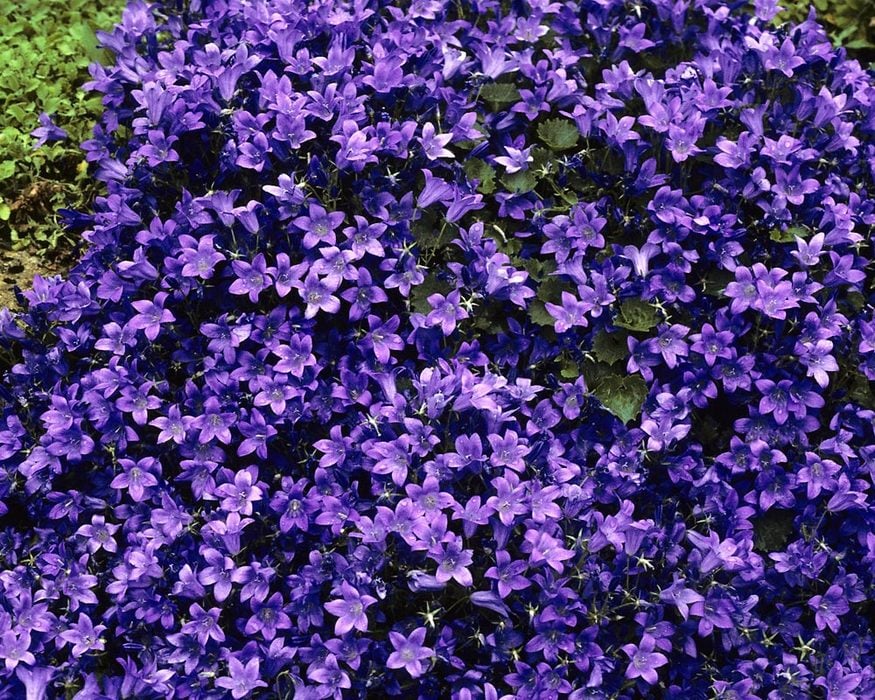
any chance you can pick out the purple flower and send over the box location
[299,273,341,319]
[179,234,226,279]
[236,132,271,171]
[3,0,875,693]
[293,203,345,249]
[324,581,378,634]
[370,438,412,486]
[419,123,454,160]
[150,405,195,444]
[15,666,55,700]
[417,169,454,208]
[245,592,292,640]
[199,547,248,602]
[214,466,263,515]
[115,383,162,425]
[110,457,160,502]
[522,529,574,573]
[387,627,433,678]
[797,451,841,498]
[659,577,705,620]
[814,662,863,700]
[433,537,474,586]
[362,55,406,93]
[666,121,703,163]
[762,38,805,77]
[621,634,669,685]
[797,339,839,388]
[426,290,468,335]
[230,253,271,302]
[0,632,35,670]
[653,323,689,367]
[181,604,225,645]
[690,323,733,366]
[194,397,237,444]
[237,409,277,458]
[485,550,530,598]
[128,292,176,341]
[809,585,850,633]
[330,120,379,171]
[545,291,592,333]
[713,133,755,169]
[494,145,533,174]
[362,314,404,364]
[791,232,826,267]
[215,657,268,699]
[308,655,352,693]
[59,614,107,658]
[141,129,180,167]
[76,515,120,553]
[31,112,68,148]
[488,431,530,472]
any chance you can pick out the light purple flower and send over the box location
[216,657,268,699]
[386,627,433,678]
[621,634,668,685]
[324,581,378,634]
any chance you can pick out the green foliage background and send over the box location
[778,0,875,55]
[0,0,125,255]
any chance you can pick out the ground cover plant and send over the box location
[0,0,127,305]
[0,0,874,697]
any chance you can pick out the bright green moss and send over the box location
[0,0,125,254]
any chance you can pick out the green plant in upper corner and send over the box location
[0,0,126,257]
[773,0,875,62]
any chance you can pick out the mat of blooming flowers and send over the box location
[0,0,873,697]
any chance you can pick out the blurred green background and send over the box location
[782,0,875,56]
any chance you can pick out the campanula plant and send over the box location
[0,0,874,698]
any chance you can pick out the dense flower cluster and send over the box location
[1,0,874,697]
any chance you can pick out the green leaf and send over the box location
[521,258,546,282]
[581,360,613,388]
[845,38,875,49]
[520,257,556,284]
[536,118,580,151]
[463,158,496,195]
[409,274,450,315]
[530,146,553,172]
[560,356,580,379]
[500,170,539,194]
[0,160,15,180]
[536,276,568,304]
[592,374,648,424]
[753,509,795,553]
[411,212,454,256]
[613,298,660,332]
[846,371,875,409]
[770,225,810,243]
[68,22,103,62]
[527,300,555,327]
[591,330,629,365]
[479,82,520,109]
[556,189,578,206]
[0,203,9,221]
[845,291,866,312]
[471,300,508,334]
[701,270,735,297]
